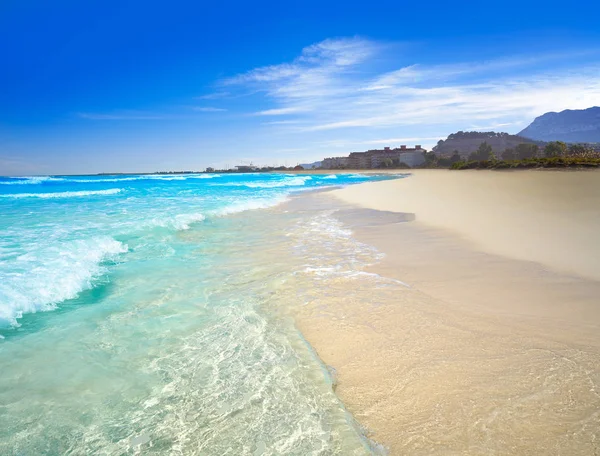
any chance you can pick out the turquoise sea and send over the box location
[0,172,398,455]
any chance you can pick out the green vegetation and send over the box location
[421,151,459,168]
[515,143,539,159]
[439,139,600,170]
[544,141,568,157]
[433,130,543,158]
[501,148,515,160]
[467,141,495,161]
[451,156,600,170]
[446,131,531,141]
[377,157,411,169]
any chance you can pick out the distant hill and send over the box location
[299,160,322,169]
[518,107,600,143]
[433,131,540,158]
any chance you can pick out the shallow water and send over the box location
[0,172,402,455]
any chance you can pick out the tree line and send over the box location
[449,141,600,170]
[422,141,600,170]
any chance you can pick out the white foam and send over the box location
[347,173,369,179]
[82,175,188,182]
[66,177,143,183]
[245,176,310,188]
[0,237,128,327]
[148,212,206,231]
[322,174,338,180]
[0,174,221,185]
[172,213,206,230]
[212,176,312,188]
[0,189,122,199]
[302,267,410,287]
[0,176,61,185]
[214,195,289,216]
[84,174,219,183]
[305,213,353,239]
[188,174,220,179]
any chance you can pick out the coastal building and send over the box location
[235,165,258,172]
[348,152,371,169]
[324,145,426,169]
[322,156,351,169]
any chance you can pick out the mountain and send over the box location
[299,160,322,169]
[433,131,540,158]
[518,107,600,143]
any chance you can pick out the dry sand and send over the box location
[290,170,600,455]
[333,169,600,281]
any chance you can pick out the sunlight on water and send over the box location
[0,172,402,455]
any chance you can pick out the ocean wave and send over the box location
[67,176,188,183]
[143,195,289,227]
[212,176,312,188]
[0,189,122,199]
[188,174,220,179]
[0,237,127,327]
[0,174,220,185]
[243,176,310,188]
[149,212,206,231]
[0,176,62,185]
[214,195,289,216]
[322,174,338,179]
[72,174,220,183]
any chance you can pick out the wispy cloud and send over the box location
[315,137,442,150]
[262,119,306,126]
[254,107,306,116]
[195,91,230,100]
[224,37,377,86]
[223,38,600,136]
[224,37,378,105]
[192,106,228,112]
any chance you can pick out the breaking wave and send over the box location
[0,176,62,185]
[0,174,221,185]
[212,176,312,188]
[214,195,289,216]
[0,237,127,327]
[0,189,122,199]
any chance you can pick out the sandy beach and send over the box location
[287,170,600,455]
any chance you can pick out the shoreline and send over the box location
[286,170,600,454]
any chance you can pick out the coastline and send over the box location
[286,170,600,454]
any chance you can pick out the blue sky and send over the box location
[1,0,600,174]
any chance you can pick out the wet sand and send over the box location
[289,170,600,455]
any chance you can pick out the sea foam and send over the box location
[0,176,60,185]
[0,237,127,327]
[0,188,122,199]
[0,174,221,185]
[212,176,312,188]
[214,195,289,216]
[148,212,206,231]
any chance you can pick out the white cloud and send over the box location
[192,106,227,112]
[254,107,306,116]
[225,37,376,85]
[223,38,600,136]
[195,91,230,100]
